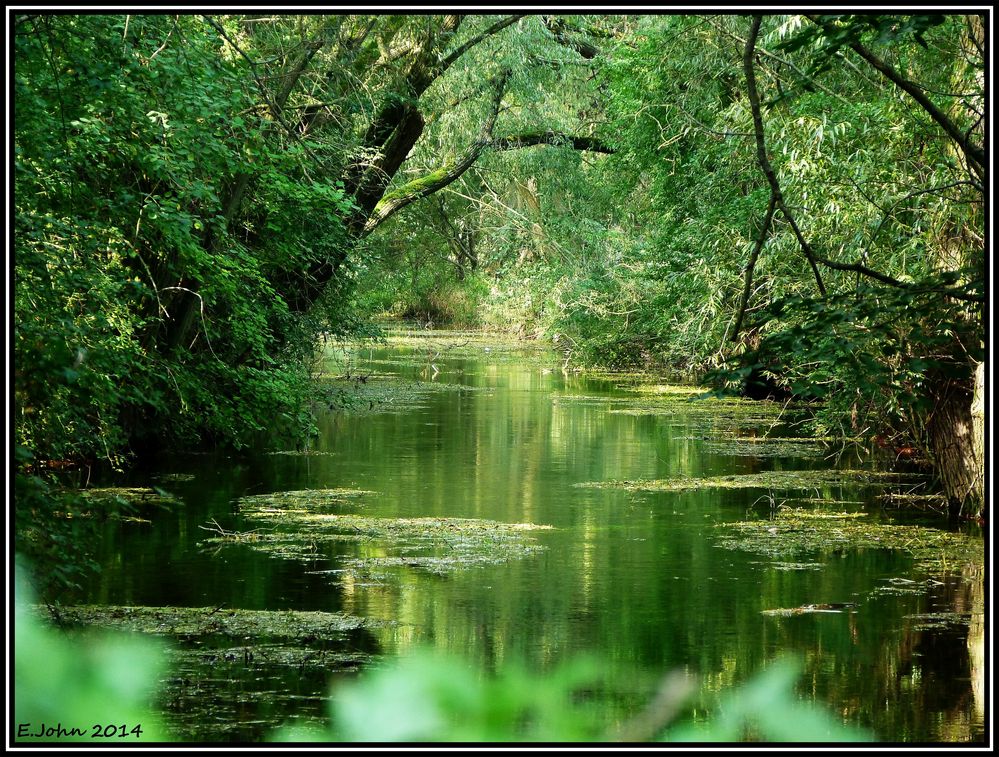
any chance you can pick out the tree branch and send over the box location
[202,15,300,142]
[744,18,983,306]
[701,15,851,106]
[363,70,511,236]
[805,14,984,179]
[744,16,827,296]
[732,192,776,341]
[491,131,614,154]
[542,16,600,59]
[439,15,526,74]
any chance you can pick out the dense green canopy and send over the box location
[14,14,985,521]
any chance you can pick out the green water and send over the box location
[75,332,985,743]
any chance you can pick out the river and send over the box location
[68,329,985,743]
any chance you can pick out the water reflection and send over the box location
[78,335,983,742]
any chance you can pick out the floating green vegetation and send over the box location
[81,486,181,508]
[608,397,788,416]
[869,577,945,597]
[38,604,382,741]
[340,549,546,578]
[774,509,870,520]
[766,561,826,571]
[761,603,857,617]
[577,369,689,385]
[696,439,829,458]
[622,384,706,396]
[322,375,490,415]
[904,612,975,630]
[550,394,641,407]
[778,497,866,506]
[202,507,553,576]
[236,488,373,512]
[735,436,838,444]
[576,469,927,493]
[161,642,369,740]
[154,473,197,483]
[588,386,816,438]
[265,450,337,457]
[43,604,380,639]
[608,401,809,436]
[878,492,950,511]
[715,507,982,576]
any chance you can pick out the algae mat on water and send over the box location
[713,507,982,576]
[81,486,182,508]
[575,469,929,493]
[38,604,383,676]
[321,374,492,415]
[40,605,384,740]
[200,488,554,577]
[44,604,381,638]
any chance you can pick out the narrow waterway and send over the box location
[73,330,985,742]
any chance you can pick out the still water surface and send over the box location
[77,332,985,742]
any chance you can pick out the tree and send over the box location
[561,14,985,514]
[738,14,984,514]
[13,13,617,463]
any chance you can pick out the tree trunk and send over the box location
[926,369,984,518]
[970,361,985,515]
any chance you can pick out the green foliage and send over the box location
[14,14,360,462]
[14,559,171,743]
[13,11,986,590]
[665,658,870,742]
[14,461,101,600]
[275,648,872,743]
[709,275,983,439]
[777,15,949,73]
[355,256,489,327]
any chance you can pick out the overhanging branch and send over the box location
[805,14,984,179]
[744,16,827,297]
[732,193,777,341]
[743,17,983,307]
[492,131,614,154]
[542,16,600,59]
[439,15,526,74]
[363,69,511,236]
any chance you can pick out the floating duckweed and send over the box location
[202,507,554,576]
[322,375,492,415]
[698,439,828,458]
[776,509,869,520]
[576,469,927,493]
[236,488,373,512]
[154,473,197,483]
[622,384,707,396]
[81,486,181,508]
[879,492,950,510]
[761,604,857,616]
[40,604,383,638]
[735,436,841,444]
[904,612,975,630]
[341,548,547,577]
[715,507,982,576]
[780,497,866,506]
[870,577,945,597]
[577,369,663,383]
[39,604,382,741]
[767,562,826,571]
[265,450,338,457]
